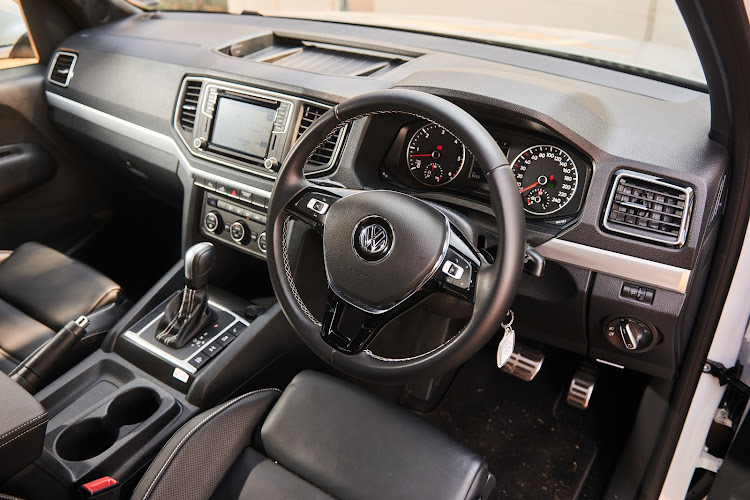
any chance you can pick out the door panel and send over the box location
[0,64,112,250]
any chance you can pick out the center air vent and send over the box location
[297,104,344,172]
[178,80,202,132]
[48,52,77,87]
[603,171,694,247]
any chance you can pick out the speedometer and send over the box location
[511,145,578,215]
[406,123,466,186]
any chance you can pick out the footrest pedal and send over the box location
[499,344,545,382]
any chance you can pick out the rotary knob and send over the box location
[258,232,267,253]
[204,211,222,233]
[230,221,248,244]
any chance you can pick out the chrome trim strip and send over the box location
[45,91,273,199]
[47,51,77,88]
[122,300,247,375]
[536,238,691,293]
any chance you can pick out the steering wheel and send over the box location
[267,89,525,383]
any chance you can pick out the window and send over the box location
[0,0,36,69]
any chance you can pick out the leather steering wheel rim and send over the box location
[266,89,526,384]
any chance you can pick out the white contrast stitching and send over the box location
[141,388,281,500]
[0,420,47,449]
[0,412,47,442]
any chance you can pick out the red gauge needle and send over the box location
[410,154,434,157]
[520,181,540,194]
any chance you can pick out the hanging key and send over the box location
[497,310,516,369]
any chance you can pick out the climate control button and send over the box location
[230,221,248,244]
[204,211,222,233]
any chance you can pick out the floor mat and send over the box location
[420,344,643,499]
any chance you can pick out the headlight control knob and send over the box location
[605,318,655,352]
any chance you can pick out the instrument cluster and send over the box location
[381,119,592,229]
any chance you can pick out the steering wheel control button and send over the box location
[307,198,330,215]
[353,217,394,262]
[442,261,464,280]
[204,212,221,233]
[440,250,472,289]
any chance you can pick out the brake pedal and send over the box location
[500,344,545,382]
[567,364,598,410]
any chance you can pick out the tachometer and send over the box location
[406,123,466,186]
[511,145,578,215]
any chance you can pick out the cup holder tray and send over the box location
[53,384,176,463]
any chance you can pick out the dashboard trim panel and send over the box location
[45,91,273,199]
[537,238,690,293]
[46,91,691,294]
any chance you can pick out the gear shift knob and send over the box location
[184,242,215,289]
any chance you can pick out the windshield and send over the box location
[133,0,705,88]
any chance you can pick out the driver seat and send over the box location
[133,371,495,500]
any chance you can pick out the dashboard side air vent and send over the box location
[48,52,77,87]
[297,103,345,172]
[603,171,694,247]
[179,80,203,132]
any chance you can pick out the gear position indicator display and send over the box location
[511,145,578,215]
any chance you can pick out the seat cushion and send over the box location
[0,242,120,331]
[259,371,494,500]
[0,299,55,372]
[212,448,332,500]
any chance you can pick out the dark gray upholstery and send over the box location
[135,371,495,500]
[0,242,121,373]
[132,389,281,500]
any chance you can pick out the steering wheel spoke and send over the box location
[285,183,365,234]
[321,286,427,354]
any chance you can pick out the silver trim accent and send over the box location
[595,358,625,369]
[184,241,214,281]
[536,238,691,293]
[44,91,273,201]
[47,51,77,87]
[174,77,347,179]
[122,300,247,374]
[603,170,694,248]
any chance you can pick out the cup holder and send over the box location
[56,387,161,462]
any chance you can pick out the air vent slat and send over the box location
[48,52,77,87]
[296,103,344,171]
[179,80,203,132]
[603,172,693,247]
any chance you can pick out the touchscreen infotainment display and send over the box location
[210,97,277,158]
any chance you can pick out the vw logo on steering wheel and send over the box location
[353,217,394,262]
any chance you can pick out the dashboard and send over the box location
[42,11,728,379]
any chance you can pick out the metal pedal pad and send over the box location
[500,344,545,382]
[567,364,598,410]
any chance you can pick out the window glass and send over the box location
[0,0,35,68]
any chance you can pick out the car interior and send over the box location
[1,0,749,498]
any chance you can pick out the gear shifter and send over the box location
[156,242,217,348]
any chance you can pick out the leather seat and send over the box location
[0,242,122,373]
[133,371,495,500]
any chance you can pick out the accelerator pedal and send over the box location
[567,363,598,410]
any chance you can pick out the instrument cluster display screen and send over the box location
[210,97,276,158]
